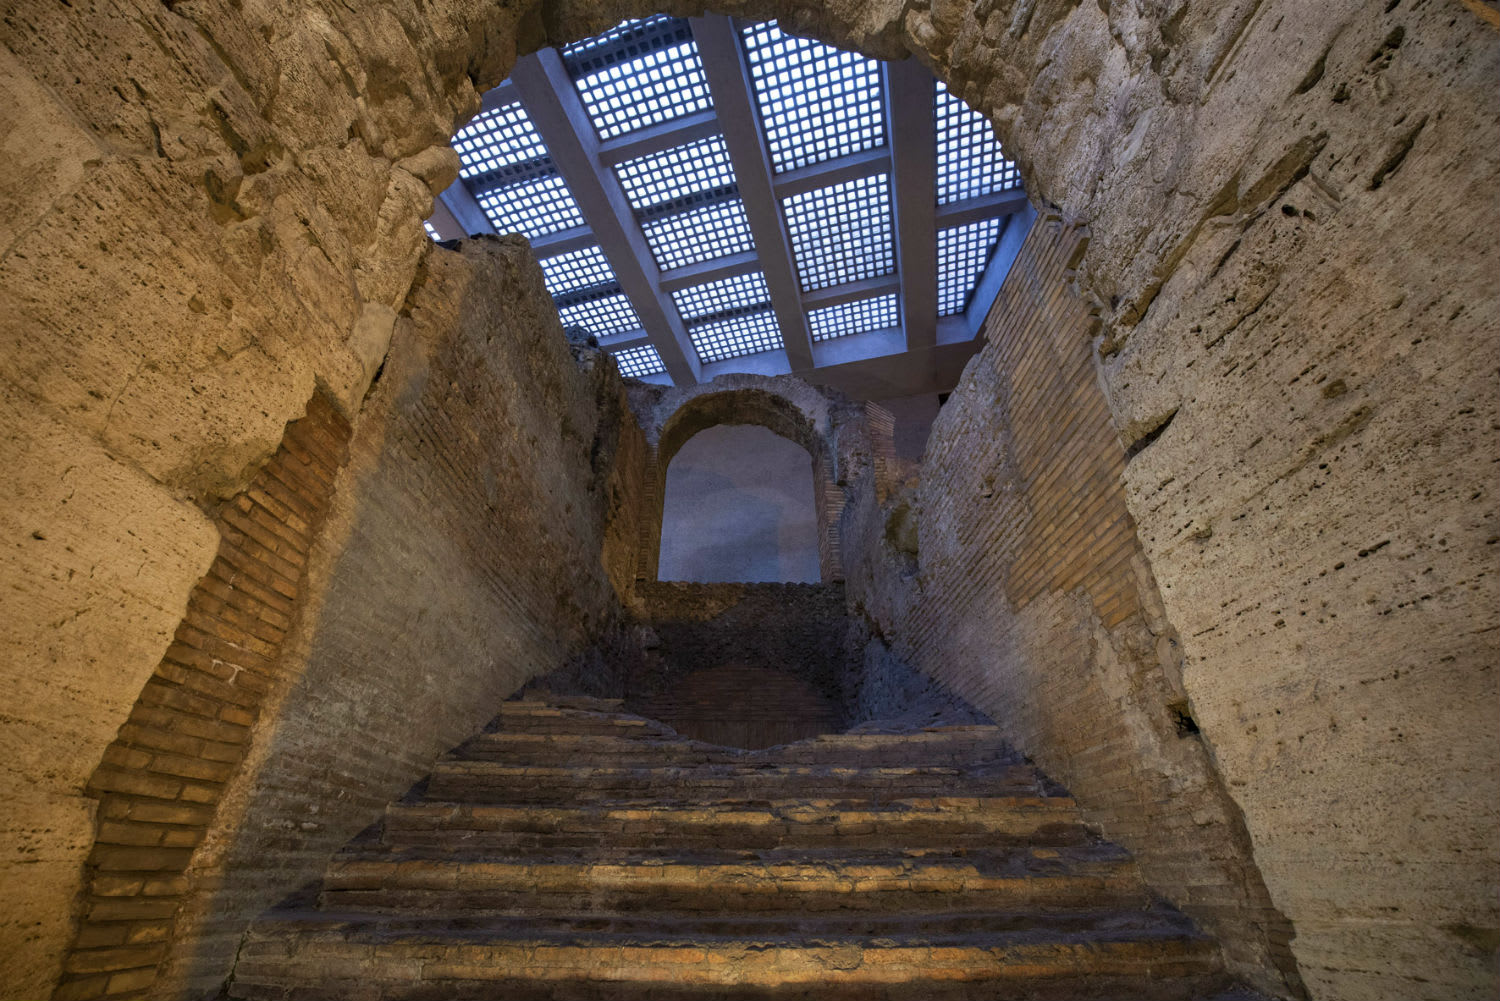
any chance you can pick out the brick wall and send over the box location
[153,238,644,999]
[55,394,350,1001]
[844,215,1304,998]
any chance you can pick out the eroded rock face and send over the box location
[0,1,1494,999]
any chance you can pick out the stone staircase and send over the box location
[231,695,1230,999]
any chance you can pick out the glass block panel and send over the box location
[557,292,642,338]
[783,174,894,291]
[614,135,737,215]
[672,272,771,322]
[741,21,886,174]
[451,102,549,181]
[938,217,1004,316]
[807,293,899,341]
[611,344,667,378]
[566,16,713,140]
[935,80,1021,205]
[423,221,441,241]
[475,173,586,240]
[538,246,617,297]
[641,199,756,271]
[689,309,783,364]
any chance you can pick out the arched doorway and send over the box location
[658,424,821,582]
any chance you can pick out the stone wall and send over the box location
[152,238,642,1000]
[844,216,1303,997]
[45,394,350,1001]
[0,1,1495,999]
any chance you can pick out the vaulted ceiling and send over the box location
[426,14,1034,399]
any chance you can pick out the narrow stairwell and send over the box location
[231,694,1231,999]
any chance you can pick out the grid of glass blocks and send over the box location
[807,293,900,341]
[741,21,886,174]
[451,102,550,181]
[935,80,1022,205]
[938,217,1004,315]
[423,221,441,241]
[611,344,667,378]
[671,272,771,322]
[557,292,642,338]
[538,246,616,298]
[688,309,783,364]
[615,136,737,215]
[640,199,756,271]
[475,173,586,240]
[565,17,713,140]
[782,174,894,291]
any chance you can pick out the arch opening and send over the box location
[658,424,820,583]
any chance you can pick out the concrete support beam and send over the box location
[509,50,701,385]
[690,15,815,372]
[887,58,938,359]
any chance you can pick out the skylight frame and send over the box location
[935,80,1022,206]
[807,293,900,341]
[687,308,784,364]
[782,174,896,292]
[740,21,887,174]
[671,272,772,323]
[565,16,714,141]
[937,217,1005,316]
[610,344,668,378]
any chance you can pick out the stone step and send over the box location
[382,796,1089,853]
[424,761,1046,804]
[317,846,1145,916]
[232,915,1226,1001]
[447,728,1026,769]
[490,703,677,738]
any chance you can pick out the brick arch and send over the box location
[635,375,879,583]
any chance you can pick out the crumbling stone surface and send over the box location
[0,1,1493,999]
[149,237,644,999]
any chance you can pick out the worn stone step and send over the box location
[490,703,677,738]
[447,728,1027,769]
[232,916,1226,1001]
[317,846,1144,916]
[424,761,1046,804]
[382,796,1090,853]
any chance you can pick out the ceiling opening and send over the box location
[427,14,1031,398]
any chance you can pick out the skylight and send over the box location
[474,173,585,240]
[452,102,550,181]
[783,174,895,291]
[440,16,1029,385]
[537,246,617,298]
[741,21,886,173]
[564,16,713,140]
[557,292,642,339]
[610,344,667,378]
[640,200,756,272]
[807,294,900,341]
[936,81,1021,205]
[688,309,783,364]
[938,218,1005,315]
[672,272,771,322]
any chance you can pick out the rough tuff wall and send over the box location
[145,238,642,999]
[46,394,350,1001]
[845,217,1302,997]
[0,0,1495,998]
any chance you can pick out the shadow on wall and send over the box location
[658,424,820,582]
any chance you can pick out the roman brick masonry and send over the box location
[1,2,1495,1000]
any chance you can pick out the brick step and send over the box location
[232,916,1226,1001]
[317,847,1144,916]
[425,762,1046,804]
[382,797,1089,853]
[448,729,1026,769]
